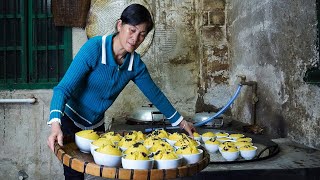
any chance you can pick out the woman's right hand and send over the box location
[47,122,64,152]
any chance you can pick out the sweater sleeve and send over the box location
[132,63,183,126]
[48,37,101,125]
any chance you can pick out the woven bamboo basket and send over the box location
[54,135,210,179]
[52,0,91,27]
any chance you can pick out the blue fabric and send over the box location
[49,34,181,127]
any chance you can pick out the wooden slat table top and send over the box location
[54,136,210,179]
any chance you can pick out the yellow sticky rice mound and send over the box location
[124,142,149,155]
[215,132,229,137]
[75,130,99,140]
[96,144,121,156]
[124,131,146,142]
[193,132,201,137]
[221,146,238,152]
[202,131,215,137]
[219,141,236,149]
[205,138,220,145]
[125,151,149,160]
[176,145,199,155]
[228,133,245,139]
[118,137,137,148]
[234,141,253,148]
[149,129,169,139]
[174,137,198,147]
[168,132,184,141]
[92,138,114,147]
[149,141,174,152]
[239,145,256,151]
[236,137,252,142]
[153,150,179,160]
[143,136,163,147]
[101,131,122,142]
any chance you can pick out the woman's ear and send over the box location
[116,19,123,32]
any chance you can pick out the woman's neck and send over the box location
[112,35,127,65]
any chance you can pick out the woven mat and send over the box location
[86,0,154,56]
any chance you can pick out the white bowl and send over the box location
[204,143,219,153]
[154,157,182,169]
[240,146,257,160]
[92,150,122,167]
[179,149,203,165]
[121,157,154,170]
[75,134,95,153]
[221,150,239,161]
[165,138,177,146]
[90,142,99,155]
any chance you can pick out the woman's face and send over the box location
[117,21,148,53]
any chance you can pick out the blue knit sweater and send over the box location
[48,34,183,129]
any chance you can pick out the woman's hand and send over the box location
[179,119,196,138]
[47,122,64,152]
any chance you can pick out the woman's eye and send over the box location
[130,29,136,33]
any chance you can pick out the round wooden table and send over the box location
[54,136,210,179]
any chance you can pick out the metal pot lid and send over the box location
[128,104,165,122]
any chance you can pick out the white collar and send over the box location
[101,35,134,71]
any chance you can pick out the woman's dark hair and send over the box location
[120,4,154,33]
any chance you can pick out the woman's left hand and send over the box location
[179,119,196,138]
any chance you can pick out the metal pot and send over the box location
[127,104,165,122]
[192,112,224,127]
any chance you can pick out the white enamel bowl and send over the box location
[179,149,203,165]
[92,150,122,167]
[220,150,239,161]
[204,143,219,153]
[240,146,257,160]
[75,134,95,153]
[154,157,183,169]
[121,157,154,170]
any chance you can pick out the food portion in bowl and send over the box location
[149,140,174,153]
[148,129,169,139]
[192,132,201,142]
[201,131,216,142]
[204,138,220,153]
[239,145,257,160]
[215,132,229,138]
[153,150,182,169]
[118,137,137,151]
[228,133,245,140]
[90,137,114,154]
[220,146,239,161]
[123,142,150,155]
[176,145,203,165]
[101,131,122,143]
[75,130,100,153]
[174,137,200,149]
[93,144,122,167]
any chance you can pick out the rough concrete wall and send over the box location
[0,90,64,179]
[196,0,232,114]
[227,0,320,149]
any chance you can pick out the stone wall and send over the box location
[227,0,320,148]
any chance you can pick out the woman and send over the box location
[47,3,195,179]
